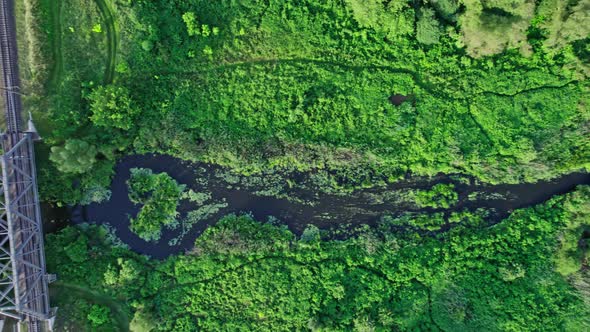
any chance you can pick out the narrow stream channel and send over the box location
[76,154,589,259]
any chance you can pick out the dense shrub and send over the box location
[88,85,140,131]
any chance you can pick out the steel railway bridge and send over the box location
[0,0,55,330]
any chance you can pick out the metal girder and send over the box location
[0,134,54,330]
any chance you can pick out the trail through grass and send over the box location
[46,0,62,91]
[94,0,117,84]
[46,0,117,88]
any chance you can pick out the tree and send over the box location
[345,0,415,38]
[300,224,321,243]
[117,258,143,284]
[458,0,535,57]
[64,235,88,263]
[80,185,112,205]
[416,7,442,45]
[87,304,110,327]
[50,139,97,174]
[431,0,459,21]
[182,12,200,36]
[88,85,139,130]
[130,309,155,332]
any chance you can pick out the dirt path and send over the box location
[52,281,130,331]
[94,0,117,84]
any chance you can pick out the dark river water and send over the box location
[65,154,589,259]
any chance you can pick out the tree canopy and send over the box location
[88,85,140,131]
[49,139,97,174]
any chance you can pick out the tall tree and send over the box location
[50,139,97,174]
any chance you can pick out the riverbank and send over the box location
[46,186,590,331]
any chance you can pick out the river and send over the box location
[69,154,590,259]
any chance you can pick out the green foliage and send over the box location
[50,295,108,332]
[538,0,590,50]
[383,212,447,231]
[130,309,155,332]
[414,183,459,209]
[38,168,82,205]
[345,0,415,39]
[88,84,140,130]
[430,283,470,330]
[181,12,200,36]
[192,215,293,255]
[459,0,536,57]
[45,224,147,330]
[141,40,153,51]
[554,186,590,276]
[49,139,97,174]
[80,185,112,205]
[182,203,226,226]
[91,24,102,33]
[498,263,526,281]
[300,224,321,243]
[35,0,590,329]
[181,189,210,204]
[87,304,111,327]
[64,234,89,263]
[127,168,185,241]
[104,257,145,287]
[456,0,590,60]
[168,201,228,246]
[416,7,441,45]
[431,0,459,21]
